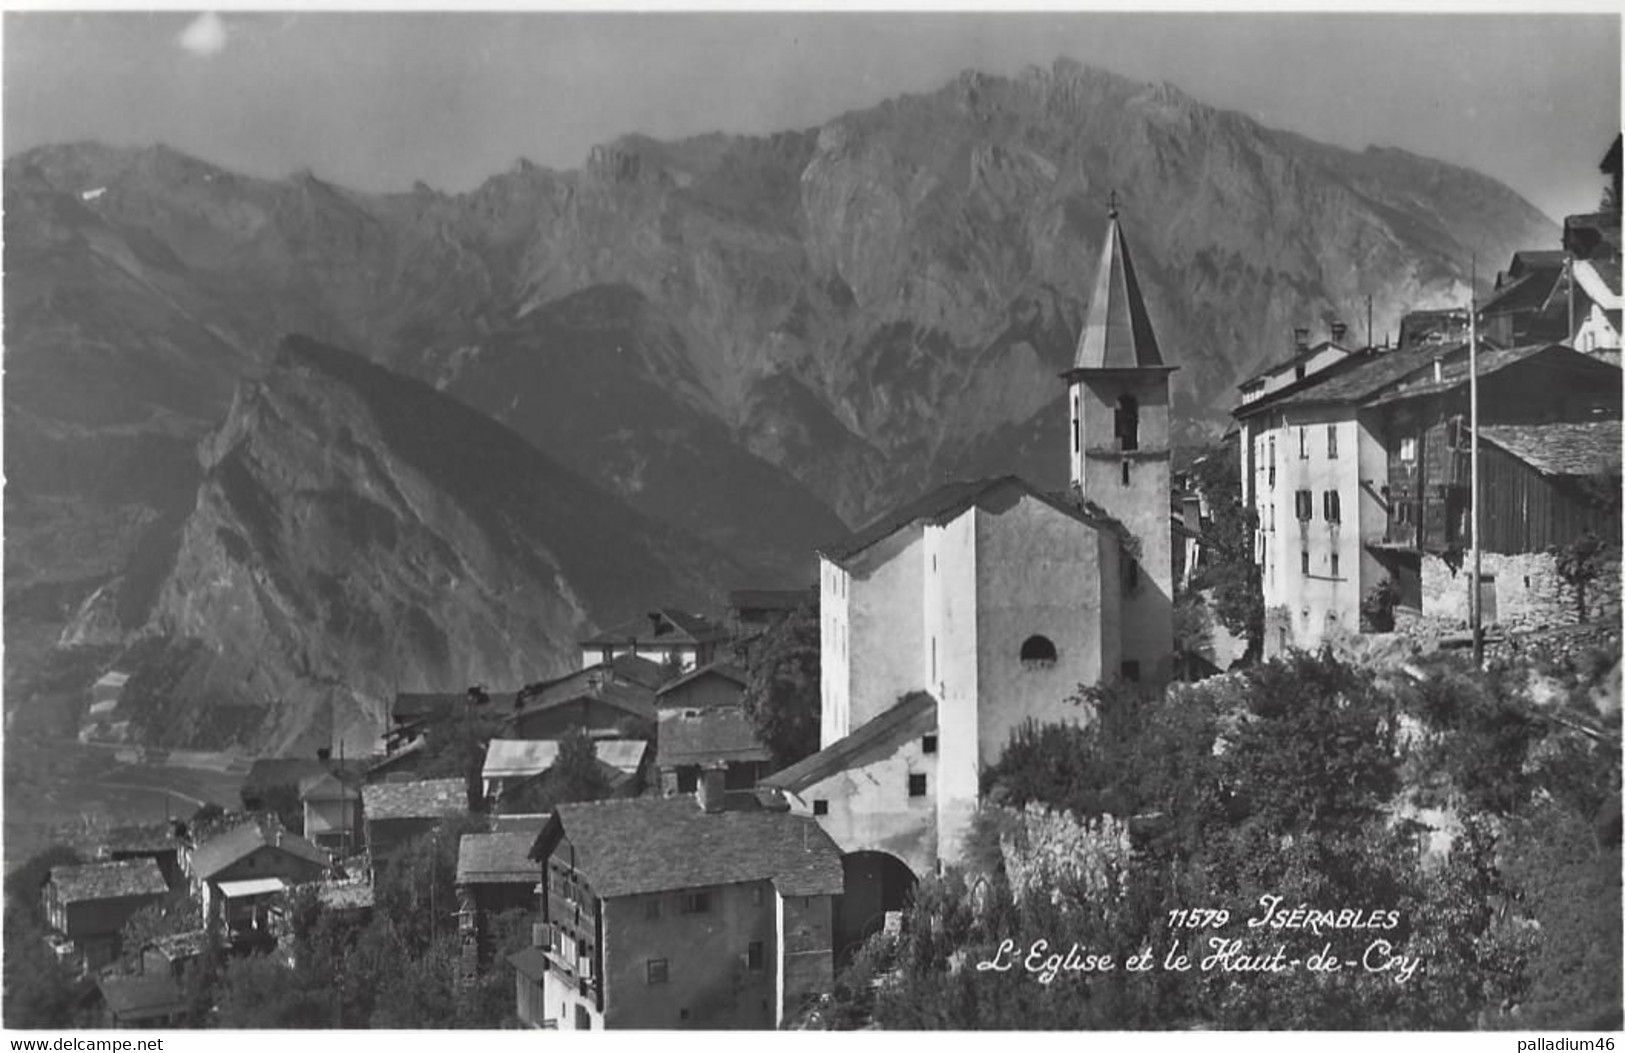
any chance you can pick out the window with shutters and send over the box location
[1323,490,1341,523]
[1295,489,1313,521]
[1327,424,1339,459]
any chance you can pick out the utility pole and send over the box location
[1470,254,1484,668]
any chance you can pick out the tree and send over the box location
[417,694,507,811]
[1187,443,1264,660]
[3,905,86,1028]
[741,606,822,767]
[551,728,613,806]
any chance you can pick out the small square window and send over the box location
[812,799,828,816]
[645,898,661,921]
[647,959,669,985]
[747,941,765,971]
[679,1008,690,1021]
[921,735,938,754]
[908,773,928,798]
[680,891,711,915]
[1121,660,1141,682]
[1330,553,1341,577]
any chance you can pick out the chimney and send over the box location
[1330,321,1348,345]
[1433,359,1444,383]
[697,765,726,814]
[316,747,331,763]
[1293,327,1310,352]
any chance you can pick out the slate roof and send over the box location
[1480,421,1623,477]
[579,609,729,649]
[189,822,332,880]
[606,653,667,691]
[539,796,843,898]
[1069,210,1170,372]
[657,708,771,768]
[361,778,468,822]
[819,475,1119,566]
[762,691,937,795]
[483,739,561,781]
[1365,344,1613,407]
[1237,340,1353,388]
[508,676,657,727]
[49,859,168,904]
[655,661,748,701]
[1480,269,1562,318]
[97,973,185,1019]
[457,832,543,885]
[1250,345,1446,412]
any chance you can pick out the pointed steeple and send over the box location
[1069,196,1170,373]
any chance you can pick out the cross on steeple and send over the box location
[1107,189,1119,218]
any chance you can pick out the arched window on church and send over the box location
[1019,635,1058,667]
[1115,395,1139,452]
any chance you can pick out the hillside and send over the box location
[110,336,754,753]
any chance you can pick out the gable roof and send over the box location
[482,739,561,781]
[1480,421,1623,477]
[819,475,1115,567]
[50,859,168,903]
[361,778,468,822]
[189,822,331,880]
[654,661,748,701]
[656,708,771,769]
[761,691,937,795]
[579,608,729,649]
[1237,340,1353,389]
[593,739,650,774]
[1364,343,1615,408]
[606,653,667,690]
[538,796,843,898]
[508,677,657,727]
[456,832,543,885]
[1069,210,1170,372]
[298,771,360,800]
[1574,258,1623,309]
[1249,345,1447,413]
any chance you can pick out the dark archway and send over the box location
[833,851,917,963]
[1019,634,1058,664]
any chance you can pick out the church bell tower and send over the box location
[1062,196,1176,677]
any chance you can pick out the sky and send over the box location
[3,9,1620,224]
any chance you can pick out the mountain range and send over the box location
[3,58,1557,750]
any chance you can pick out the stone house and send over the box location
[519,783,843,1030]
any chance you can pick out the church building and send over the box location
[762,203,1176,948]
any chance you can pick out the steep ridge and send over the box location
[127,335,750,754]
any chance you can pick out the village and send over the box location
[11,135,1622,1032]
